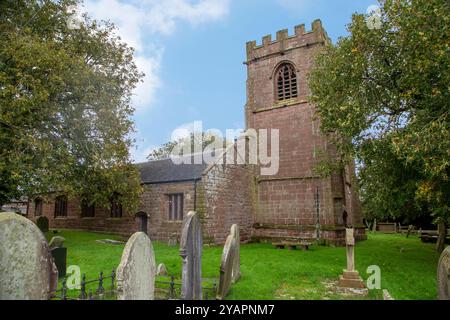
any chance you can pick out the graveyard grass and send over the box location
[45,231,440,300]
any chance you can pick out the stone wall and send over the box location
[198,163,256,245]
[245,20,365,244]
[27,194,138,236]
[140,181,197,242]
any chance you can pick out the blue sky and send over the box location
[81,0,378,162]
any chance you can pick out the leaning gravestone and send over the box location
[230,224,241,283]
[0,212,58,299]
[216,233,237,300]
[179,211,203,300]
[437,246,450,300]
[116,232,156,300]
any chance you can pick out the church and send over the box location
[27,20,366,246]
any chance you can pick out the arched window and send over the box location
[34,198,43,216]
[54,195,68,217]
[275,63,298,101]
[81,199,95,218]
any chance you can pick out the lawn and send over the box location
[45,230,440,300]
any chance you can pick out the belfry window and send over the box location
[275,63,298,101]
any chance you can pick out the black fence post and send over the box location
[61,277,67,300]
[79,274,86,300]
[169,275,175,299]
[97,271,104,296]
[111,269,116,290]
[89,289,93,300]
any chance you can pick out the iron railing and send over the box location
[52,270,218,300]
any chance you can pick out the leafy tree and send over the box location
[0,0,143,211]
[147,132,227,161]
[309,0,449,252]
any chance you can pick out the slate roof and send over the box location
[136,157,208,184]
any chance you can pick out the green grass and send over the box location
[45,230,440,300]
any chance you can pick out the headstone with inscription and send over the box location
[179,211,203,300]
[116,232,156,300]
[0,212,58,299]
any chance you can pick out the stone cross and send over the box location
[337,228,366,291]
[230,224,241,283]
[345,227,355,271]
[179,211,203,300]
[0,212,58,300]
[116,232,156,300]
[216,233,237,300]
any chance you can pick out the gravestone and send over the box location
[168,233,178,247]
[216,233,237,300]
[51,247,67,278]
[0,212,58,299]
[437,246,450,300]
[116,232,156,300]
[337,228,366,291]
[36,216,49,233]
[230,224,241,283]
[179,211,203,300]
[49,236,65,249]
[156,263,168,276]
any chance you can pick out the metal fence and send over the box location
[52,270,217,300]
[53,270,116,300]
[155,275,217,300]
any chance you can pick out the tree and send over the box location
[0,0,143,211]
[147,132,226,161]
[308,0,449,252]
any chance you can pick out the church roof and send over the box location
[136,157,208,184]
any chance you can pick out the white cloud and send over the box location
[83,0,231,110]
[131,144,157,163]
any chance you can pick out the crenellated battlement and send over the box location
[246,19,330,62]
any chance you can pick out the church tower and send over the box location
[245,20,365,245]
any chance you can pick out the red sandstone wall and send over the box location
[27,194,138,236]
[140,181,196,242]
[245,21,365,243]
[198,163,255,244]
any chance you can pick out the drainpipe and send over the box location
[315,186,320,242]
[194,179,197,211]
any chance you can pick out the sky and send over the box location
[79,0,378,162]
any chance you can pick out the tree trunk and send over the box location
[436,219,447,254]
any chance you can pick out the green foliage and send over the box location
[309,0,449,225]
[0,0,143,211]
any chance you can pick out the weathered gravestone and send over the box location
[179,211,203,300]
[437,246,450,300]
[49,236,65,250]
[116,232,156,300]
[216,233,237,300]
[0,212,58,299]
[337,228,366,291]
[36,216,49,233]
[230,224,241,283]
[156,263,168,276]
